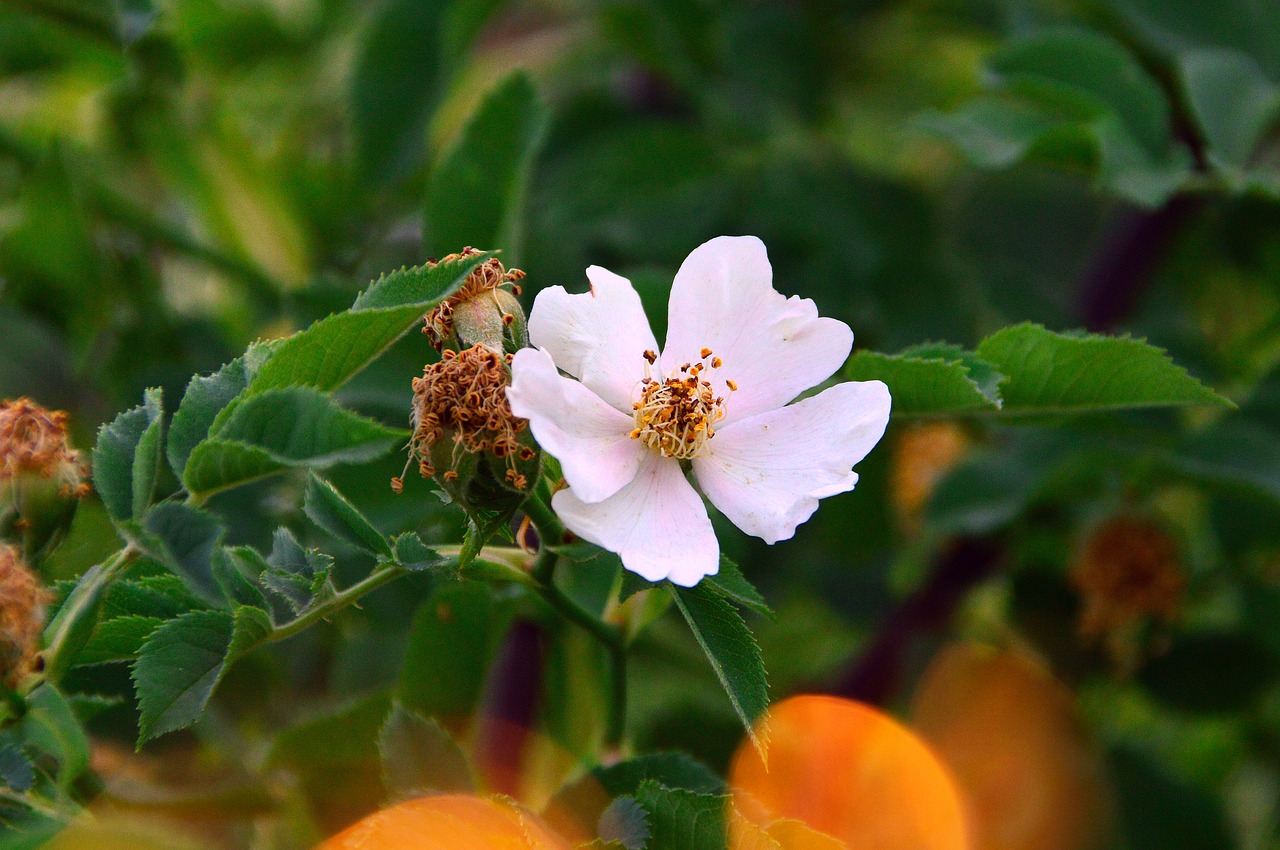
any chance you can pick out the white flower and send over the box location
[506,236,891,587]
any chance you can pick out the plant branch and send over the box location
[266,563,407,643]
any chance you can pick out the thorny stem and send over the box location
[523,490,629,749]
[265,563,407,643]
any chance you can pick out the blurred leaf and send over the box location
[424,72,549,260]
[398,580,515,720]
[845,348,1001,416]
[137,502,225,606]
[94,388,164,522]
[633,780,728,850]
[1181,48,1280,170]
[1108,748,1234,850]
[350,0,502,184]
[1138,632,1280,714]
[1166,419,1280,503]
[183,388,405,497]
[672,582,769,755]
[15,684,88,790]
[304,474,393,559]
[599,796,651,850]
[378,702,474,798]
[976,323,1231,413]
[917,97,1062,169]
[1116,0,1280,78]
[0,744,33,792]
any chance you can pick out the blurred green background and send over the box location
[2,0,1279,848]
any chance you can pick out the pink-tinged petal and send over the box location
[693,380,891,544]
[663,236,853,422]
[507,348,645,504]
[527,266,658,413]
[552,453,720,587]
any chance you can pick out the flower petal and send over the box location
[663,236,853,422]
[552,453,719,587]
[693,380,891,544]
[507,348,646,504]
[527,266,658,413]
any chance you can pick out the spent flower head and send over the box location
[423,247,528,354]
[507,236,891,586]
[0,543,49,688]
[0,397,90,553]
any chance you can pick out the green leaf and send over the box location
[633,780,729,850]
[378,702,474,798]
[593,752,726,796]
[131,610,233,745]
[41,558,127,683]
[599,796,651,850]
[183,388,405,497]
[77,614,163,665]
[671,583,769,755]
[261,528,334,614]
[1116,0,1280,79]
[94,388,164,522]
[1138,632,1280,714]
[16,685,89,790]
[0,745,33,792]
[917,97,1063,169]
[131,606,271,745]
[1181,48,1280,170]
[976,323,1232,413]
[845,349,1001,416]
[398,581,515,719]
[166,355,250,478]
[706,557,771,618]
[304,474,393,559]
[1109,747,1234,850]
[350,250,489,312]
[138,502,226,606]
[423,72,549,259]
[213,548,271,610]
[392,532,448,572]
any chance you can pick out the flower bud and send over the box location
[393,344,539,517]
[0,544,50,689]
[423,247,528,355]
[0,398,90,556]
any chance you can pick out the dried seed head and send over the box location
[1070,515,1184,670]
[395,344,537,503]
[422,248,528,353]
[0,544,49,688]
[0,398,88,493]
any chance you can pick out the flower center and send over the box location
[630,348,735,460]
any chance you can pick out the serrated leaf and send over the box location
[261,528,334,614]
[131,606,272,745]
[599,796,651,850]
[633,780,729,850]
[378,702,473,798]
[184,388,405,497]
[424,72,549,259]
[305,474,393,558]
[77,614,163,665]
[706,557,771,618]
[845,350,1001,416]
[102,574,203,621]
[138,502,226,606]
[94,388,164,522]
[132,610,233,744]
[250,254,486,390]
[392,532,448,571]
[213,548,270,610]
[16,685,89,789]
[130,388,166,519]
[976,323,1232,413]
[167,356,250,478]
[672,583,769,756]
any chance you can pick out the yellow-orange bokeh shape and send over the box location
[314,794,571,850]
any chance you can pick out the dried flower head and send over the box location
[0,398,89,495]
[0,544,49,688]
[1070,515,1184,668]
[423,248,527,352]
[393,344,537,499]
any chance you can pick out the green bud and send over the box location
[422,248,529,355]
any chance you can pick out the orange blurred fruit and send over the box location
[911,644,1109,850]
[314,794,571,850]
[729,695,968,850]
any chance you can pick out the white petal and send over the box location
[663,236,853,422]
[527,266,658,413]
[552,453,720,587]
[693,380,891,544]
[507,348,646,504]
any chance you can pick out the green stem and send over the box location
[524,493,628,748]
[266,564,406,643]
[37,546,135,690]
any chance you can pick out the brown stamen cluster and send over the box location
[1070,515,1184,667]
[630,348,733,460]
[0,544,49,688]
[422,247,526,350]
[0,397,89,497]
[393,344,534,493]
